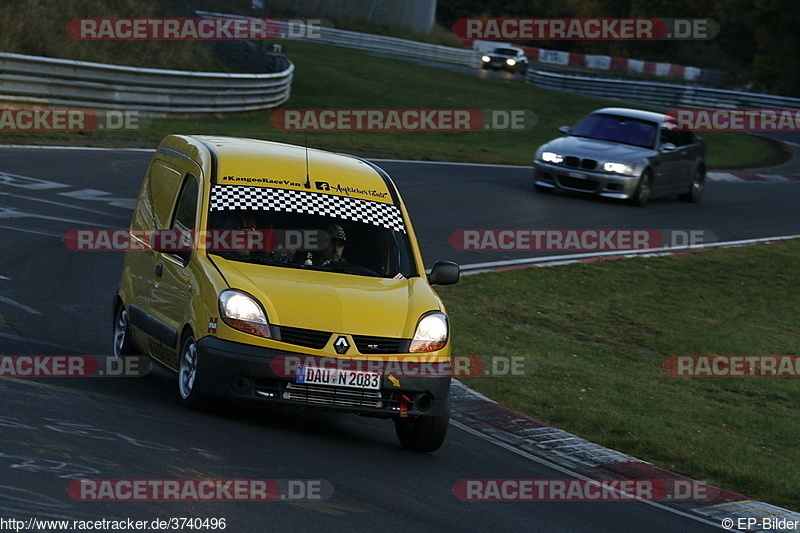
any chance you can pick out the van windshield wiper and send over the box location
[209,251,303,268]
[326,262,380,276]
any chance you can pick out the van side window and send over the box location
[172,174,199,231]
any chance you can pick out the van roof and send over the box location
[188,135,397,204]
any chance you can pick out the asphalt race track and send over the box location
[3,145,798,531]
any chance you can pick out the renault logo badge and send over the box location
[334,336,349,354]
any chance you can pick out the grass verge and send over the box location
[435,239,800,511]
[0,40,777,169]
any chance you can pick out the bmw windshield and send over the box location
[569,113,658,149]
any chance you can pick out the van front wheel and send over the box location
[178,334,207,409]
[394,396,450,452]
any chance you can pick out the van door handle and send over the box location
[155,263,163,277]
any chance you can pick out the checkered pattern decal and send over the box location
[210,185,406,233]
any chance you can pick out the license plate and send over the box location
[297,365,381,390]
[567,171,586,179]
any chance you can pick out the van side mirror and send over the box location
[150,229,192,263]
[428,261,460,285]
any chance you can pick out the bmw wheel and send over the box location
[630,170,652,207]
[679,167,705,203]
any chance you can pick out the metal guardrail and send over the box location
[0,52,294,114]
[275,21,481,68]
[527,69,800,109]
[197,11,480,67]
[299,27,479,67]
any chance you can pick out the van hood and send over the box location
[210,256,442,338]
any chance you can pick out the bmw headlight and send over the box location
[219,289,271,338]
[603,162,634,175]
[541,151,564,164]
[409,312,448,353]
[482,55,490,62]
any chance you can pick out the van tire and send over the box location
[178,334,208,409]
[113,303,136,357]
[394,396,450,452]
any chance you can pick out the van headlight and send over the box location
[409,312,448,353]
[219,290,271,338]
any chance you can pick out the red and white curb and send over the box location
[450,380,800,530]
[707,171,800,183]
[453,236,800,528]
[459,234,800,275]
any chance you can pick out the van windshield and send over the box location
[207,206,418,279]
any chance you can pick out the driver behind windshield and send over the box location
[307,223,347,266]
[211,211,264,258]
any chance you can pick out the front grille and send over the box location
[352,335,409,354]
[282,382,383,408]
[275,325,331,349]
[564,156,597,170]
[559,176,599,191]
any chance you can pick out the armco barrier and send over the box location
[0,52,294,114]
[527,69,800,109]
[301,26,481,67]
[234,16,480,68]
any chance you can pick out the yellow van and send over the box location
[113,135,459,452]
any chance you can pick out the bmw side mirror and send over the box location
[660,142,677,152]
[559,126,570,134]
[428,261,460,285]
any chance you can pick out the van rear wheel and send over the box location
[394,396,450,452]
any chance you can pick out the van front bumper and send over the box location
[194,336,451,418]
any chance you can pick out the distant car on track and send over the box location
[533,107,706,206]
[481,46,529,74]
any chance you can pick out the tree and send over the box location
[749,0,800,95]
